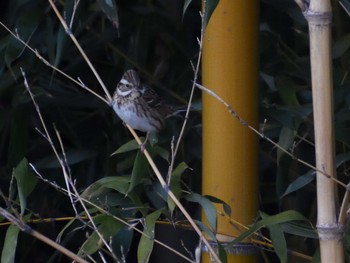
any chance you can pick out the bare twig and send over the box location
[0,206,88,263]
[47,0,112,103]
[195,82,347,189]
[338,1,350,17]
[69,0,81,29]
[28,163,196,263]
[126,126,222,263]
[20,68,116,259]
[167,9,205,182]
[0,22,108,104]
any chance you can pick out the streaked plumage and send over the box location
[112,69,183,149]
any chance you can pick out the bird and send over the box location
[112,69,185,151]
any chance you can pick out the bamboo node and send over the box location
[201,240,259,256]
[317,223,344,241]
[304,11,332,25]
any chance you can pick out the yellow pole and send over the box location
[202,0,259,262]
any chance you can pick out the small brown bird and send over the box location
[112,69,184,151]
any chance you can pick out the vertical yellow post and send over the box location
[202,0,259,262]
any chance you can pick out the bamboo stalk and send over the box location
[202,0,259,262]
[301,0,344,261]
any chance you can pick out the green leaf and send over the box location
[204,0,220,26]
[34,150,97,169]
[311,247,320,263]
[80,215,123,255]
[277,126,296,162]
[204,195,231,217]
[112,227,134,259]
[230,210,309,246]
[260,72,277,92]
[97,0,119,29]
[217,242,227,263]
[81,176,131,198]
[167,162,188,213]
[53,26,67,68]
[128,151,149,193]
[281,171,315,198]
[185,193,217,232]
[276,76,300,106]
[335,153,350,167]
[14,158,37,215]
[152,146,169,161]
[138,209,162,263]
[1,225,20,263]
[111,139,140,155]
[264,214,287,263]
[193,220,217,242]
[194,220,227,262]
[281,221,317,239]
[56,216,78,244]
[183,0,193,17]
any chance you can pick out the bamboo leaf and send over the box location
[266,221,287,263]
[183,0,192,16]
[110,139,140,155]
[138,210,162,263]
[230,210,309,246]
[311,248,320,263]
[204,0,220,26]
[97,0,119,29]
[190,220,227,262]
[81,176,131,198]
[281,171,315,198]
[80,215,123,255]
[277,126,296,162]
[14,158,37,215]
[128,151,149,193]
[193,220,217,242]
[281,221,317,239]
[185,193,217,232]
[1,225,20,263]
[204,195,231,216]
[217,242,227,263]
[112,227,134,259]
[152,145,169,161]
[335,153,350,167]
[167,162,188,213]
[260,72,277,92]
[34,150,96,169]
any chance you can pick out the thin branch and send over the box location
[0,206,88,263]
[195,83,347,189]
[20,68,116,259]
[53,124,78,217]
[29,163,195,263]
[126,126,222,263]
[47,0,112,103]
[167,9,205,182]
[0,21,108,104]
[69,0,81,29]
[338,184,350,225]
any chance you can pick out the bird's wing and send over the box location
[140,85,163,108]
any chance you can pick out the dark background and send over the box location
[1,0,350,262]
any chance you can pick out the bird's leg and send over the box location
[140,133,149,153]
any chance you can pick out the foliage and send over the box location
[0,0,203,262]
[0,0,350,262]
